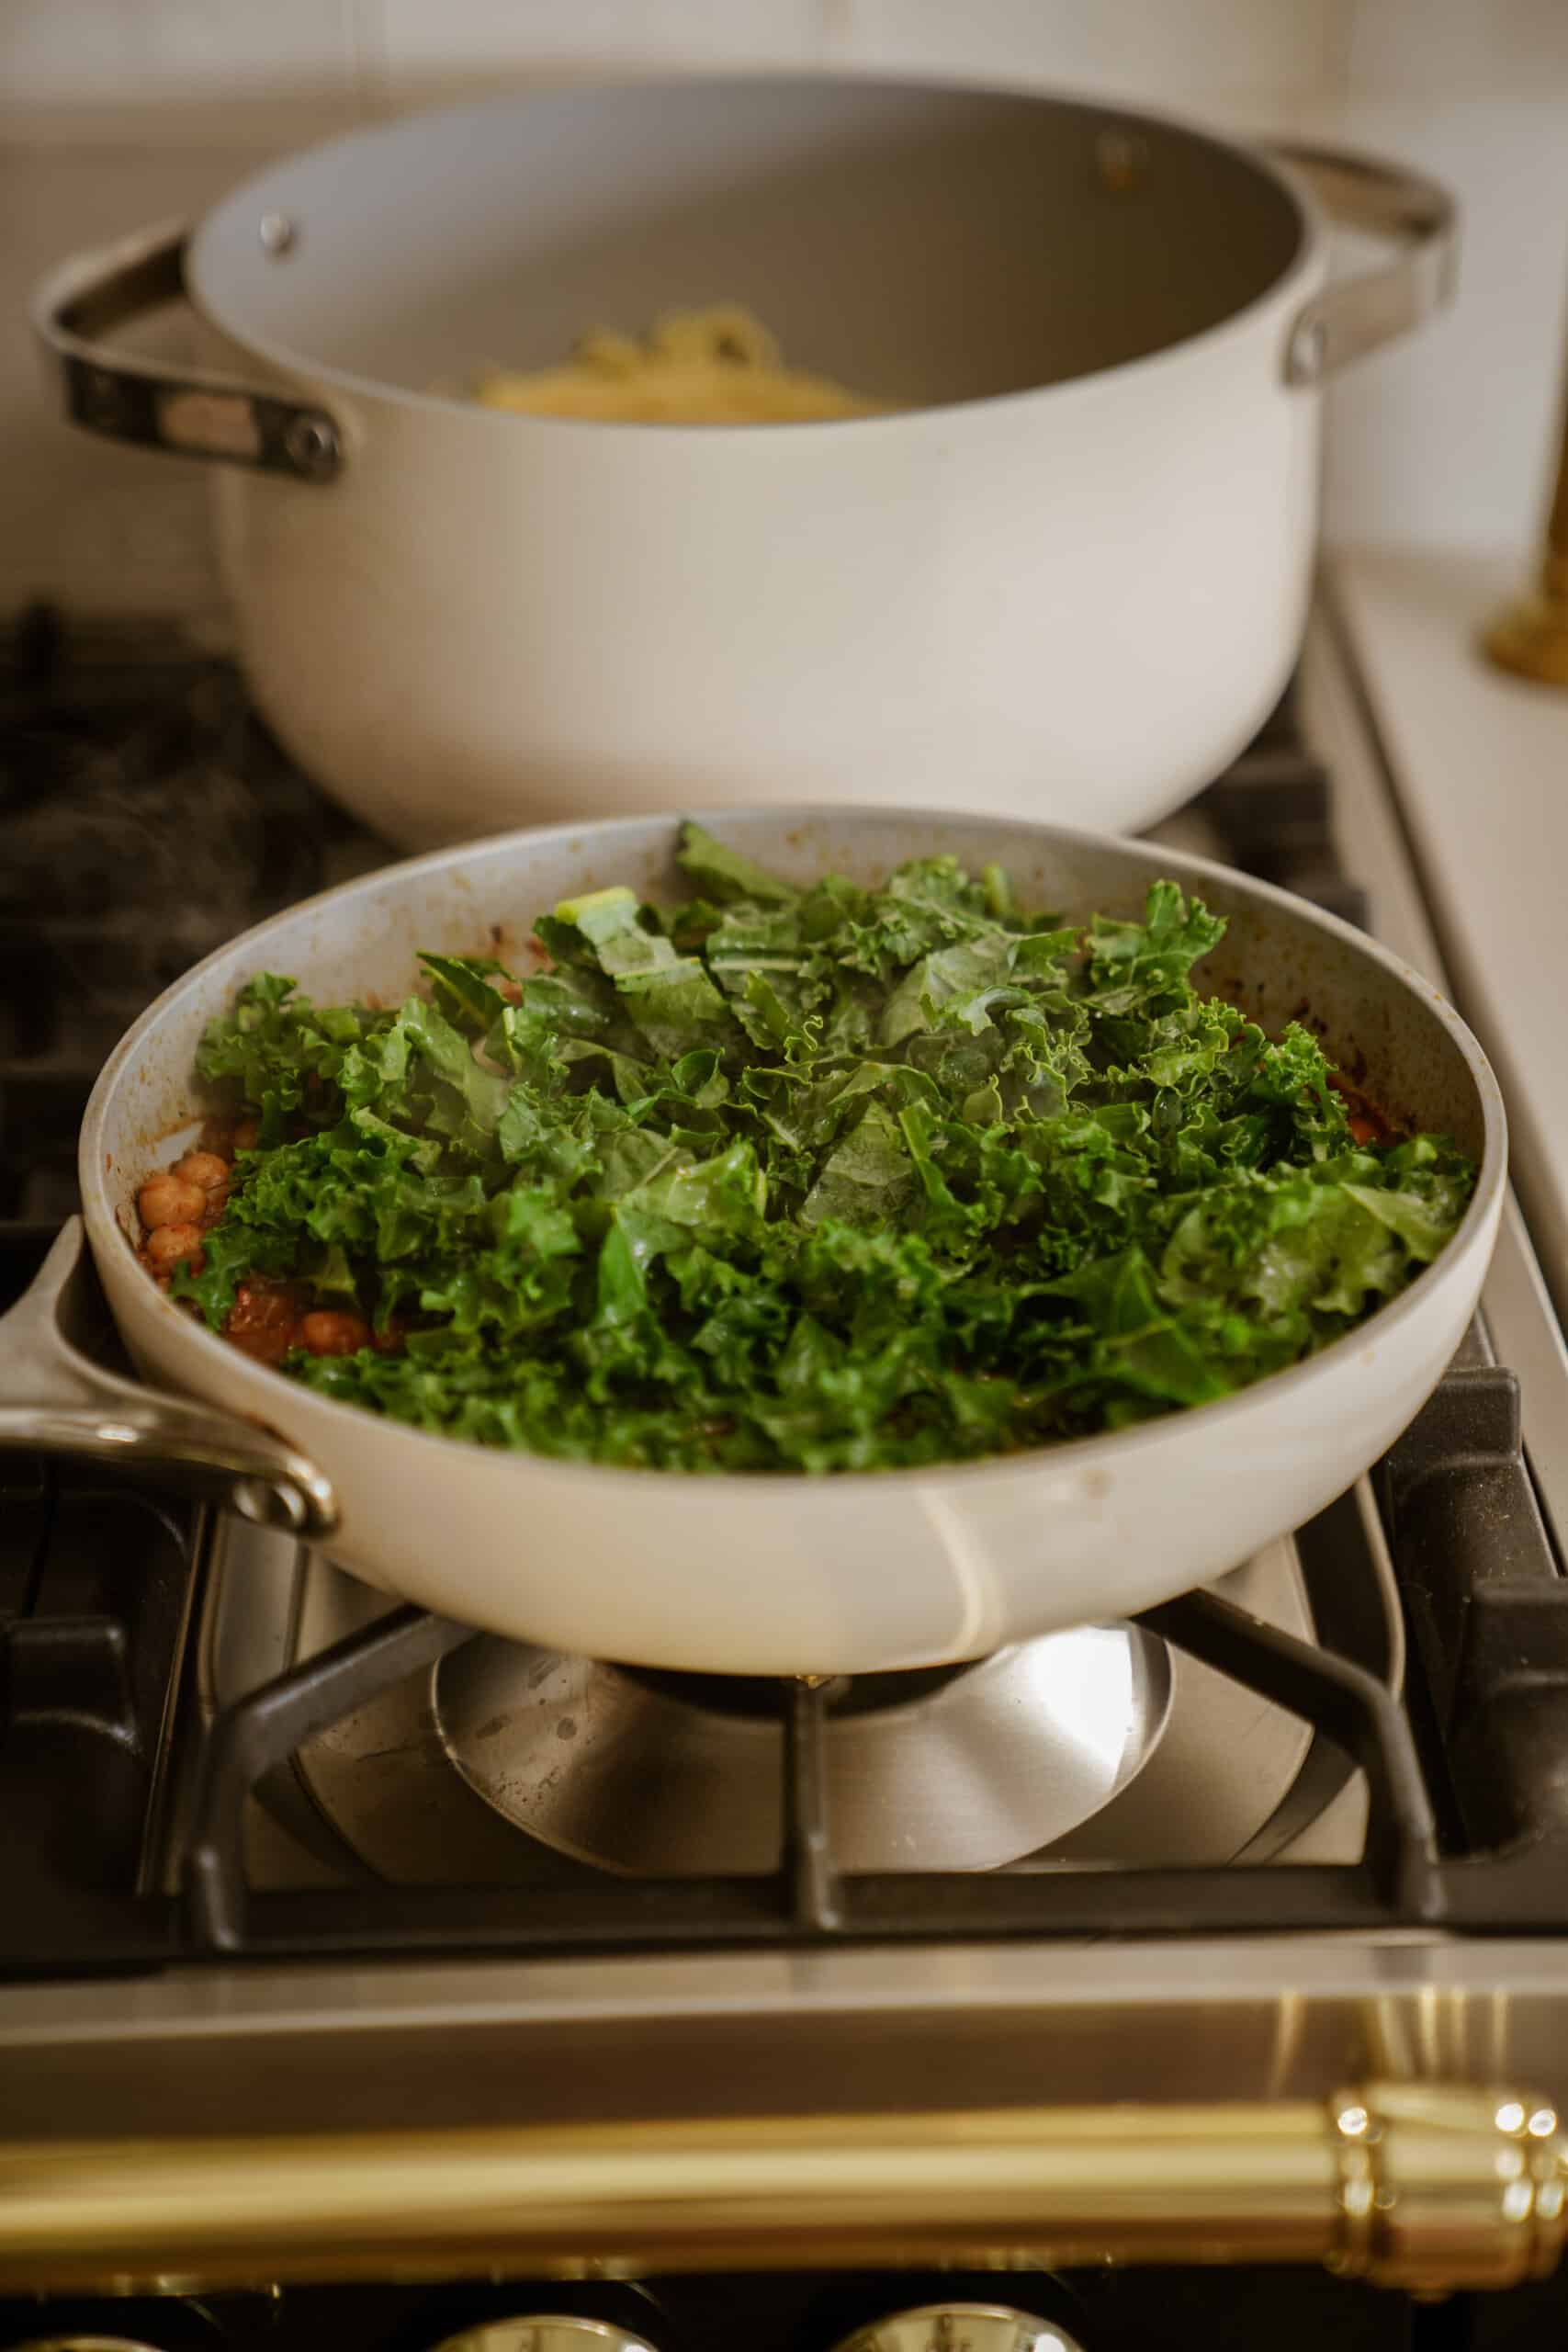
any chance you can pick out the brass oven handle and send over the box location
[0,2085,1562,2297]
[31,218,344,481]
[1270,143,1458,385]
[0,1219,338,1538]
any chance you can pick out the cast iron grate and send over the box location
[159,1352,1566,1966]
[0,1243,200,1949]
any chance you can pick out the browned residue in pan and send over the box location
[1331,1073,1401,1148]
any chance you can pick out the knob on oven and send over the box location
[829,2307,1087,2352]
[431,2323,660,2352]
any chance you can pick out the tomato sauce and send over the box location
[1331,1073,1398,1149]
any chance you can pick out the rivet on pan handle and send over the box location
[31,219,344,481]
[0,1218,338,1538]
[1269,143,1458,385]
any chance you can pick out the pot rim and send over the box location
[184,73,1326,438]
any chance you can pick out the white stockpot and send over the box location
[34,80,1453,850]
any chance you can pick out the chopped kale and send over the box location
[172,825,1476,1473]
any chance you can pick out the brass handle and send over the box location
[1269,142,1458,385]
[31,219,343,481]
[0,2085,1561,2296]
[0,1219,337,1538]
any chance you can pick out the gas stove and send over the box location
[6,594,1568,2350]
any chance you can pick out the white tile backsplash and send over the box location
[368,0,830,99]
[0,142,265,617]
[367,0,1348,107]
[1299,92,1568,557]
[2,0,359,112]
[6,0,1566,127]
[1345,0,1568,96]
[2,0,1566,615]
[821,0,1347,105]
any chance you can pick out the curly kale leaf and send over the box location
[176,830,1477,1471]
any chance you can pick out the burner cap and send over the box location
[431,1625,1171,1875]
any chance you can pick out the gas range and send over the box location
[6,594,1568,2350]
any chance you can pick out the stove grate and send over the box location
[158,1474,1529,1965]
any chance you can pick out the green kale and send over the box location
[171,828,1477,1473]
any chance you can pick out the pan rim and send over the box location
[79,800,1508,1502]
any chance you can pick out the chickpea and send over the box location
[145,1223,205,1272]
[299,1310,371,1356]
[138,1173,206,1230]
[173,1149,231,1193]
[232,1118,261,1152]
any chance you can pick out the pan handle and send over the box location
[1269,143,1458,385]
[0,1220,338,1538]
[31,218,344,481]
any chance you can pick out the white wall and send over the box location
[3,0,1565,616]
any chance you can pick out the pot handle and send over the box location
[31,218,344,481]
[0,1219,339,1537]
[1269,143,1458,384]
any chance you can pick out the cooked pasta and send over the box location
[470,305,893,424]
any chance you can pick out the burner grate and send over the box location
[160,1544,1451,1961]
[0,1229,201,1955]
[1383,1363,1567,1850]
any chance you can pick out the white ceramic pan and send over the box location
[33,79,1453,849]
[0,810,1505,1675]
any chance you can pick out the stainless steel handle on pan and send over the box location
[0,1220,338,1537]
[31,219,344,481]
[1269,142,1458,385]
